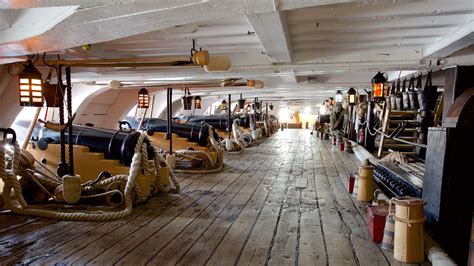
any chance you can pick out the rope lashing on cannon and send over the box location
[168,126,225,174]
[0,132,179,221]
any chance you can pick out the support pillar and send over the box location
[364,100,375,152]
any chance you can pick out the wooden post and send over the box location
[228,94,232,140]
[365,100,375,152]
[166,87,173,155]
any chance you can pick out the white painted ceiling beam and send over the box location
[92,45,263,57]
[291,27,456,42]
[423,20,474,58]
[73,59,424,78]
[286,0,474,22]
[288,15,471,34]
[294,46,423,64]
[277,0,428,11]
[0,1,232,56]
[246,11,293,63]
[0,0,132,9]
[281,73,299,85]
[92,35,261,50]
[0,10,21,30]
[293,38,435,50]
[117,25,253,41]
[0,6,78,44]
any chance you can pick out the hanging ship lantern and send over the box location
[194,95,201,109]
[348,87,357,106]
[372,71,387,100]
[137,88,150,108]
[335,90,343,103]
[181,87,193,110]
[238,93,246,109]
[19,60,44,107]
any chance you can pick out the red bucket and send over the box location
[348,174,355,194]
[339,141,345,151]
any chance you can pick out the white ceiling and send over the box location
[0,0,473,109]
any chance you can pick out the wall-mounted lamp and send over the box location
[19,59,44,107]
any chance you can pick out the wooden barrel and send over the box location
[382,214,395,251]
[357,165,374,202]
[352,174,359,197]
[392,197,426,263]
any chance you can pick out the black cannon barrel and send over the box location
[135,118,218,146]
[186,115,251,130]
[38,125,155,166]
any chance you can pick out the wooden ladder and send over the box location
[377,110,419,158]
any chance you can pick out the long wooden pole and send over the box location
[21,107,41,149]
[228,94,231,140]
[37,56,194,65]
[167,87,173,155]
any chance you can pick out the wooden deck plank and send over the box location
[314,141,358,265]
[45,174,212,265]
[2,172,205,264]
[298,136,327,265]
[88,152,266,265]
[207,134,297,265]
[177,144,285,265]
[149,156,275,265]
[0,130,400,266]
[325,143,390,266]
[3,154,244,265]
[126,154,272,265]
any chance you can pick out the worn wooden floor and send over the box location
[0,129,407,265]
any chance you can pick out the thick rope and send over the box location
[0,133,179,221]
[153,126,225,175]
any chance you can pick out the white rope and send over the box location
[231,119,245,150]
[0,133,179,221]
[153,126,225,175]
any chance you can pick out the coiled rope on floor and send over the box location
[0,133,179,221]
[172,126,225,174]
